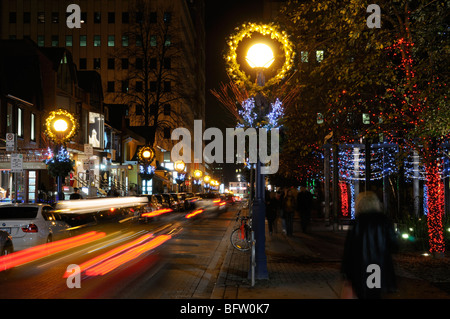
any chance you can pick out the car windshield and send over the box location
[0,206,39,219]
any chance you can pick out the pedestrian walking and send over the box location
[341,191,397,299]
[297,186,313,233]
[266,191,277,235]
[69,187,83,199]
[283,187,296,236]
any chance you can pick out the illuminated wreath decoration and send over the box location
[137,145,156,164]
[225,22,295,92]
[45,109,78,144]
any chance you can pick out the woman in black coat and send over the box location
[341,191,398,299]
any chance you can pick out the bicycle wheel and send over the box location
[230,227,251,251]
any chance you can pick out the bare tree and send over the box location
[112,0,194,147]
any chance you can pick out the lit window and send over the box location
[66,35,73,47]
[150,35,157,47]
[51,35,59,47]
[37,35,45,47]
[30,113,36,141]
[94,35,101,47]
[17,107,23,137]
[80,35,87,47]
[301,51,308,63]
[108,35,115,47]
[122,35,129,47]
[316,50,324,63]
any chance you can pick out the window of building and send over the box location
[93,58,101,69]
[164,58,171,69]
[122,12,129,24]
[150,81,157,92]
[150,35,157,47]
[149,12,157,23]
[80,35,87,47]
[107,81,115,92]
[150,58,157,69]
[163,127,171,139]
[23,12,31,24]
[301,51,308,63]
[94,35,101,47]
[164,104,171,115]
[37,12,45,23]
[51,35,59,47]
[164,81,171,92]
[163,12,172,24]
[52,12,59,23]
[121,58,129,69]
[122,35,129,47]
[122,80,129,93]
[164,35,171,47]
[108,35,115,47]
[135,81,143,93]
[135,105,143,115]
[30,113,36,141]
[94,12,101,23]
[37,35,45,47]
[9,12,17,23]
[108,12,115,23]
[81,12,87,23]
[136,12,143,24]
[17,107,23,138]
[136,35,142,47]
[316,50,324,63]
[79,58,87,69]
[135,58,143,70]
[108,58,115,69]
[66,35,73,47]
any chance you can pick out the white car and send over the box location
[0,204,70,251]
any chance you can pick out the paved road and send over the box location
[0,205,238,299]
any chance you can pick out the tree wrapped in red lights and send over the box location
[277,0,449,253]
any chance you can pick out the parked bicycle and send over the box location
[230,210,253,252]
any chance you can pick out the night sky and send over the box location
[205,0,265,130]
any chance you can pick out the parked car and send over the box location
[0,204,70,251]
[162,193,180,211]
[153,194,170,210]
[0,229,13,256]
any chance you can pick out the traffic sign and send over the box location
[11,154,23,172]
[6,133,16,152]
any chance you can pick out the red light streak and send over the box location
[85,235,171,276]
[141,208,172,218]
[185,209,204,219]
[63,233,171,277]
[0,231,106,272]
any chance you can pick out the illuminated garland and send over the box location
[44,109,78,144]
[44,146,74,177]
[237,97,284,129]
[139,164,155,180]
[225,22,295,92]
[339,181,349,217]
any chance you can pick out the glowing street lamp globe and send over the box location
[246,43,274,69]
[174,160,186,173]
[203,175,211,184]
[194,169,203,179]
[53,119,69,132]
[142,150,152,159]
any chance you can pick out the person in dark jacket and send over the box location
[297,186,313,233]
[341,191,397,299]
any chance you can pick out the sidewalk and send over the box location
[211,213,450,299]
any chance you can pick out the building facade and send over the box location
[1,0,207,196]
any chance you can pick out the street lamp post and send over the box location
[244,42,275,280]
[174,160,186,193]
